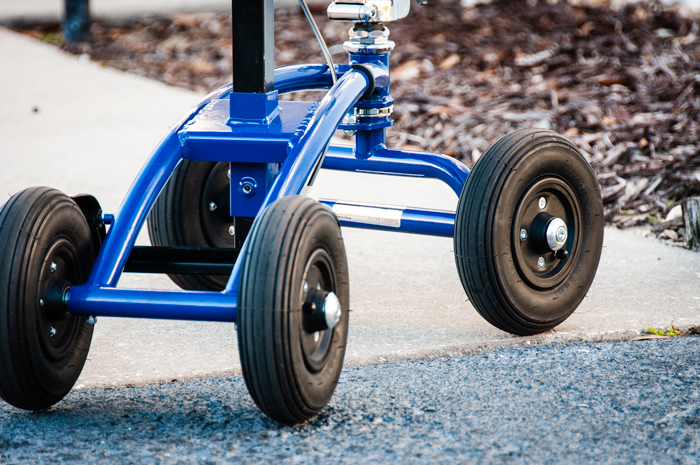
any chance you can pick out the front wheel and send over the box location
[238,196,349,425]
[0,187,96,410]
[454,129,604,335]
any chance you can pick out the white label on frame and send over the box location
[332,203,403,228]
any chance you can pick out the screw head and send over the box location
[520,229,528,241]
[208,201,217,212]
[50,262,57,272]
[537,257,546,269]
[228,225,235,236]
[538,197,547,209]
[49,326,56,337]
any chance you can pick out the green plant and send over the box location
[645,325,685,337]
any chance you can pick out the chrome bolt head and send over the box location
[49,326,56,337]
[50,262,57,272]
[520,229,528,241]
[537,257,546,270]
[546,217,568,251]
[228,225,235,236]
[208,201,217,212]
[538,197,547,209]
[39,299,45,307]
[86,316,97,325]
[322,292,342,330]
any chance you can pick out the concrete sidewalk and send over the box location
[1,18,699,391]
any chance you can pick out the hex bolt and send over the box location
[49,326,56,337]
[538,197,547,209]
[520,229,528,241]
[209,202,217,212]
[228,225,235,236]
[50,262,57,273]
[537,257,546,269]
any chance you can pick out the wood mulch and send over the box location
[12,0,700,245]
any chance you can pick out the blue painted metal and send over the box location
[180,99,317,163]
[355,129,387,159]
[320,200,455,237]
[229,163,278,217]
[323,145,470,196]
[68,286,237,322]
[224,69,371,294]
[70,84,231,292]
[229,91,281,124]
[274,64,349,93]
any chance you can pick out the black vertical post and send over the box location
[63,0,90,42]
[232,0,275,93]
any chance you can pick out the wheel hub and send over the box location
[512,178,581,290]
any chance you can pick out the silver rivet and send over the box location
[537,257,546,269]
[538,197,547,209]
[49,327,56,337]
[50,262,57,272]
[209,202,217,212]
[520,229,528,241]
[228,225,235,236]
[39,299,45,307]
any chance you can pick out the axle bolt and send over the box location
[538,197,547,209]
[537,257,546,270]
[209,202,217,212]
[520,229,528,241]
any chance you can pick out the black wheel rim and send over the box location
[36,237,83,362]
[512,177,581,290]
[299,249,335,373]
[200,162,234,248]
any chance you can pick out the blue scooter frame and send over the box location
[66,62,470,323]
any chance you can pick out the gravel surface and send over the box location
[2,337,699,464]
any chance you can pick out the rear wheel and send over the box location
[238,196,349,425]
[454,129,604,335]
[0,187,96,410]
[147,160,253,291]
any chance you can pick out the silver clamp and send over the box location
[328,0,411,22]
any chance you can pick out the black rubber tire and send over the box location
[238,196,349,425]
[454,129,604,336]
[0,187,95,410]
[147,160,246,291]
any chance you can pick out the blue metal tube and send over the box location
[274,64,349,93]
[323,146,470,196]
[320,200,455,237]
[68,287,237,322]
[223,69,371,294]
[77,84,232,290]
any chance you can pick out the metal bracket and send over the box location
[328,0,411,22]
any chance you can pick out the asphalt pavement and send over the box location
[1,337,699,464]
